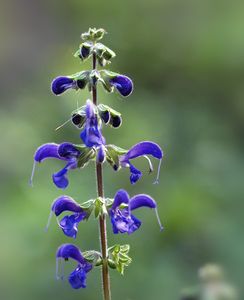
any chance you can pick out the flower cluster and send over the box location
[31,28,164,293]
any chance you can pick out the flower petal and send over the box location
[124,141,163,160]
[52,166,69,189]
[129,163,142,185]
[85,99,95,119]
[110,208,141,234]
[112,189,130,210]
[130,194,163,231]
[56,244,85,264]
[59,213,87,238]
[58,143,80,159]
[129,194,157,210]
[128,214,141,234]
[110,75,133,97]
[59,215,78,238]
[97,145,106,163]
[80,121,105,147]
[34,143,62,162]
[51,196,82,216]
[30,143,66,186]
[68,266,87,289]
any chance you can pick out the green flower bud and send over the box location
[81,28,106,42]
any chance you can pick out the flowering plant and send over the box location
[31,28,164,300]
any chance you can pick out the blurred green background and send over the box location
[1,0,244,299]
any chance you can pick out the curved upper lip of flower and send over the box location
[56,243,85,263]
[51,195,83,216]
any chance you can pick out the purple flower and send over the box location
[51,76,76,95]
[110,75,133,97]
[119,141,163,184]
[46,196,87,238]
[97,145,106,163]
[51,72,88,95]
[80,100,105,148]
[109,189,163,235]
[56,244,92,289]
[30,142,81,189]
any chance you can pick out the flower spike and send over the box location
[31,29,165,294]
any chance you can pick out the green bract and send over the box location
[108,244,132,275]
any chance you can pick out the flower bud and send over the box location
[71,113,86,128]
[81,28,106,41]
[97,104,110,124]
[79,42,93,60]
[100,70,133,97]
[110,115,122,128]
[93,28,106,40]
[97,146,106,164]
[103,47,116,60]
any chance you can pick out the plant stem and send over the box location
[92,52,111,300]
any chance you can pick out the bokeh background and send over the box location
[1,0,244,299]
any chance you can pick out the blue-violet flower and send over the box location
[80,100,105,147]
[119,141,163,184]
[56,244,92,289]
[51,75,87,95]
[110,75,133,97]
[31,142,81,189]
[46,195,87,238]
[109,189,163,234]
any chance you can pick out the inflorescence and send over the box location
[31,28,164,294]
